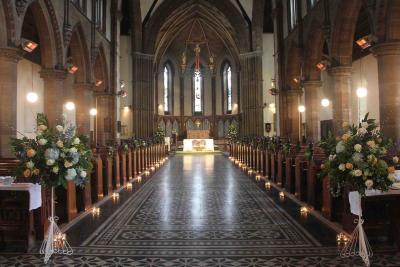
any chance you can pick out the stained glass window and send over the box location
[163,66,169,112]
[194,71,202,113]
[223,65,232,112]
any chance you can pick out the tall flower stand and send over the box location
[341,192,373,266]
[40,187,73,263]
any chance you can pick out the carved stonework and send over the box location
[43,0,63,66]
[63,23,73,47]
[15,0,33,16]
[39,68,68,80]
[91,46,99,65]
[0,47,23,62]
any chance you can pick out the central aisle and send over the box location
[1,155,399,266]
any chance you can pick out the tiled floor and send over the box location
[1,154,399,266]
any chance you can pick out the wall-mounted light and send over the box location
[356,87,367,98]
[21,38,38,53]
[65,101,75,111]
[95,80,103,87]
[26,92,38,103]
[89,108,97,116]
[117,90,127,98]
[158,104,164,110]
[298,105,306,113]
[356,34,377,50]
[321,98,330,107]
[316,59,331,71]
[67,64,78,74]
[269,103,276,114]
[123,105,131,112]
[293,77,300,84]
[120,80,125,88]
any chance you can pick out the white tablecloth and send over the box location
[0,183,42,210]
[183,139,214,152]
[349,188,400,216]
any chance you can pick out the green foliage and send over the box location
[318,113,397,197]
[9,114,93,188]
[227,124,239,142]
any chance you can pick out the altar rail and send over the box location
[0,143,168,251]
[228,142,400,250]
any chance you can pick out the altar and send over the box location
[183,139,214,152]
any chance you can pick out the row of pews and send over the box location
[0,143,168,251]
[229,142,400,249]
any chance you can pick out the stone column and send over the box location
[211,74,216,138]
[40,68,68,127]
[0,48,22,157]
[96,94,114,146]
[286,89,302,142]
[74,83,93,137]
[179,74,185,136]
[303,80,322,142]
[329,66,352,134]
[372,42,400,140]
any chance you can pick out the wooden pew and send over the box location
[285,150,296,194]
[295,146,308,201]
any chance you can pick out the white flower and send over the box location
[69,147,78,153]
[46,159,55,166]
[353,169,362,177]
[65,168,77,181]
[64,161,73,168]
[338,164,346,171]
[56,125,64,132]
[388,173,396,182]
[26,161,34,169]
[336,141,346,153]
[73,138,80,145]
[38,124,47,131]
[361,122,368,128]
[80,170,87,178]
[56,140,64,148]
[354,144,362,152]
[357,127,367,136]
[38,138,48,146]
[52,166,59,174]
[393,156,399,164]
[329,154,336,161]
[352,153,363,162]
[45,148,59,160]
[365,179,374,189]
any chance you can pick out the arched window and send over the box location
[223,64,232,113]
[163,64,173,114]
[193,70,203,114]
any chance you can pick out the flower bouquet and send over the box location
[10,113,93,263]
[319,113,396,197]
[319,113,398,267]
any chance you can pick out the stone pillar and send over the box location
[74,83,93,137]
[96,94,114,146]
[40,68,68,127]
[303,80,322,142]
[372,42,400,140]
[211,74,216,138]
[286,89,302,142]
[329,66,352,134]
[0,48,22,157]
[179,74,185,136]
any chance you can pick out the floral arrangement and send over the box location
[319,114,397,197]
[153,127,166,144]
[10,113,93,188]
[227,124,239,142]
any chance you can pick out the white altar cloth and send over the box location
[183,139,214,152]
[0,182,42,210]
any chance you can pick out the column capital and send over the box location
[328,66,352,76]
[303,80,322,87]
[286,89,303,96]
[0,47,23,62]
[40,68,68,80]
[371,42,400,56]
[74,82,94,91]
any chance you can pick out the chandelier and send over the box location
[181,20,215,74]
